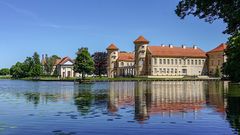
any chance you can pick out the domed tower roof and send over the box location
[106,43,119,50]
[134,36,150,44]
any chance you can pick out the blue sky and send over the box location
[0,0,229,68]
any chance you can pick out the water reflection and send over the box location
[227,84,240,134]
[1,80,240,135]
[108,81,207,122]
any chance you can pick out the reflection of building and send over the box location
[108,81,209,122]
[207,43,227,77]
[207,81,227,113]
[108,82,135,112]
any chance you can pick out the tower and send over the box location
[106,43,119,78]
[134,36,149,76]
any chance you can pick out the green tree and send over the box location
[10,62,25,78]
[92,52,107,77]
[44,54,60,75]
[175,0,240,35]
[175,0,240,82]
[0,68,10,75]
[30,52,43,78]
[74,47,94,79]
[22,57,34,77]
[223,33,240,82]
[215,67,220,77]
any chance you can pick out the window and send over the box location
[175,69,177,73]
[159,59,162,64]
[121,62,124,66]
[141,46,145,49]
[171,59,174,65]
[167,68,169,73]
[154,68,157,73]
[163,59,166,64]
[187,60,190,65]
[179,59,182,65]
[199,60,201,65]
[171,68,174,73]
[195,60,198,65]
[159,68,162,73]
[154,58,157,65]
[175,59,178,65]
[183,59,186,65]
[191,60,194,65]
[167,59,170,64]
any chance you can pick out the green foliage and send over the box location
[30,52,43,78]
[215,67,220,77]
[10,52,43,79]
[175,0,240,82]
[92,52,107,77]
[0,68,10,75]
[74,48,94,79]
[10,62,25,78]
[175,0,240,35]
[43,54,60,75]
[223,32,240,82]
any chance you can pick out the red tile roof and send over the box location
[118,52,135,62]
[106,43,119,50]
[207,43,227,53]
[148,46,207,58]
[58,57,74,65]
[134,36,149,44]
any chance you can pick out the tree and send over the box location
[223,33,240,82]
[74,48,94,79]
[175,0,240,82]
[10,62,25,78]
[0,68,10,75]
[215,66,220,77]
[92,52,107,77]
[22,57,34,77]
[30,52,43,78]
[175,0,240,35]
[44,54,60,75]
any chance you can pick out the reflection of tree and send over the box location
[23,92,40,106]
[206,81,225,113]
[74,84,107,115]
[226,84,240,134]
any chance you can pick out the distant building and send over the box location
[106,36,208,78]
[41,55,77,78]
[207,43,227,77]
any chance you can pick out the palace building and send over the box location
[107,36,211,78]
[207,43,227,77]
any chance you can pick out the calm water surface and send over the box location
[0,80,239,135]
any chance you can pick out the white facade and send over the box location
[149,57,207,76]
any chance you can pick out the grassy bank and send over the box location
[1,76,222,82]
[0,75,11,79]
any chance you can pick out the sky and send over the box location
[0,0,229,68]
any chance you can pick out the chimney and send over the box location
[193,45,197,49]
[169,44,173,48]
[182,45,186,49]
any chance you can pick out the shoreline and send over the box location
[0,77,223,82]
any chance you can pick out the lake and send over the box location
[0,80,239,135]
